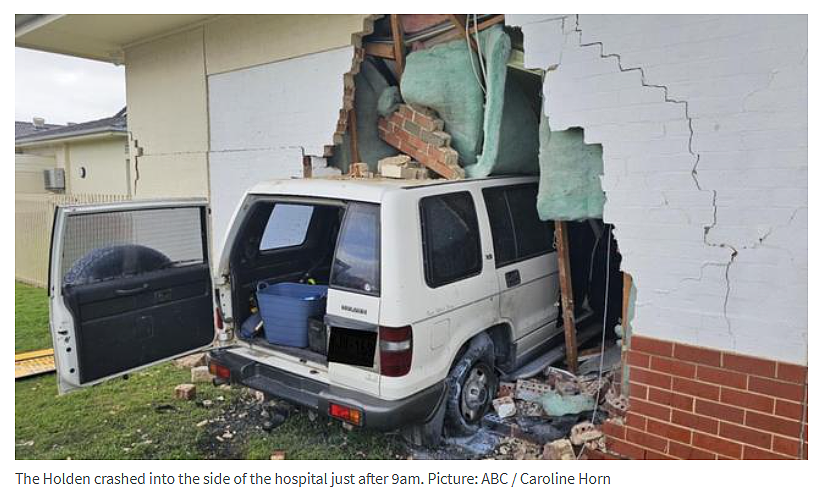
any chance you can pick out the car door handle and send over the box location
[115,283,149,296]
[505,270,521,288]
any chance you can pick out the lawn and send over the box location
[15,281,407,459]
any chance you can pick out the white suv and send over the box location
[48,175,563,442]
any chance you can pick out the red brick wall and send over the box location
[378,104,465,180]
[601,336,808,460]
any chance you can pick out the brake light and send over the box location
[379,325,412,377]
[208,360,231,380]
[329,403,363,426]
[215,307,223,329]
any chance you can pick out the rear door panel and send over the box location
[49,200,214,393]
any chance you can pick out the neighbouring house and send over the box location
[15,14,807,460]
[15,108,129,196]
[15,108,129,286]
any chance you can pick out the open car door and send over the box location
[49,199,215,394]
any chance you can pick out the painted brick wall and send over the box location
[509,14,807,365]
[378,104,465,179]
[601,336,807,460]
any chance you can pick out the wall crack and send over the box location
[573,14,738,337]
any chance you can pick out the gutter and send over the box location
[15,130,127,147]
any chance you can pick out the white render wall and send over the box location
[207,47,356,254]
[509,15,807,364]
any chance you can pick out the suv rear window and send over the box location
[420,191,482,288]
[331,203,381,295]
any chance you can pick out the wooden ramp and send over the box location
[15,349,55,379]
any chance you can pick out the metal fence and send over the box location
[15,193,131,288]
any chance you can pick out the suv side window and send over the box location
[483,183,554,267]
[420,191,482,288]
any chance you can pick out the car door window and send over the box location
[61,207,206,286]
[420,191,482,288]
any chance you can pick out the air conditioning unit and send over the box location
[43,168,65,191]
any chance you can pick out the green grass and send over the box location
[15,282,407,459]
[15,282,51,353]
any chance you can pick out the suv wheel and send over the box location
[445,334,496,437]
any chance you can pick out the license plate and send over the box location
[327,327,376,368]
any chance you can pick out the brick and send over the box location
[626,427,669,453]
[625,350,650,368]
[673,376,720,401]
[772,435,801,457]
[748,376,805,402]
[390,113,405,127]
[692,432,743,459]
[625,412,647,430]
[607,436,646,460]
[629,382,648,400]
[674,343,722,367]
[649,386,693,411]
[668,441,716,460]
[696,365,747,389]
[774,399,804,420]
[647,418,692,444]
[776,362,807,384]
[650,356,695,378]
[743,445,792,460]
[644,449,675,460]
[174,383,196,400]
[722,353,776,378]
[672,410,719,435]
[402,120,423,136]
[629,366,672,390]
[630,397,671,422]
[745,411,802,438]
[695,399,745,424]
[720,387,774,413]
[719,422,772,449]
[440,147,459,165]
[631,336,674,357]
[601,421,626,439]
[399,105,414,120]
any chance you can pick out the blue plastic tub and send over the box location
[256,282,328,348]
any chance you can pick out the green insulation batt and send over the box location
[400,25,539,176]
[537,116,606,221]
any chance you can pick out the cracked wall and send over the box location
[510,14,807,364]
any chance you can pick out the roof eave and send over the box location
[15,129,127,147]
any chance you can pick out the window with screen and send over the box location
[259,203,314,251]
[483,184,554,267]
[61,206,205,286]
[420,191,482,288]
[331,203,381,295]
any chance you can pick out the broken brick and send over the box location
[492,396,517,419]
[542,439,576,460]
[174,383,196,400]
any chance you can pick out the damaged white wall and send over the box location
[510,14,807,364]
[208,46,356,249]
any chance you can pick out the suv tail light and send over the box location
[379,325,412,377]
[208,360,231,380]
[329,403,363,426]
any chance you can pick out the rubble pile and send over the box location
[487,363,626,460]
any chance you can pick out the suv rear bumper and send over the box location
[208,348,446,431]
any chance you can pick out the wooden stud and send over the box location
[348,107,361,165]
[447,15,478,52]
[621,272,632,336]
[390,14,406,80]
[554,220,579,374]
[364,42,396,60]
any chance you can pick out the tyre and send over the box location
[63,244,172,286]
[444,334,496,437]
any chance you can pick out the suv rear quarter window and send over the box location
[420,191,482,288]
[331,203,381,295]
[483,183,554,267]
